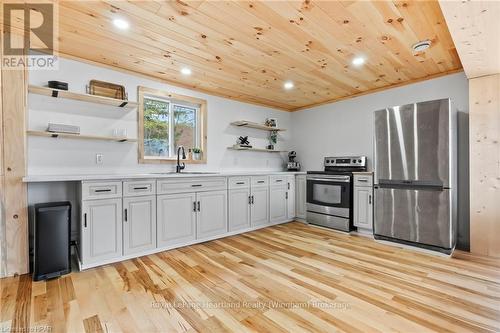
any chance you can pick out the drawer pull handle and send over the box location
[197,201,201,211]
[133,186,149,190]
[257,181,265,184]
[193,202,197,212]
[358,179,368,182]
[95,189,112,193]
[191,184,203,187]
[84,213,87,228]
[236,182,245,185]
[124,209,128,222]
[276,179,283,182]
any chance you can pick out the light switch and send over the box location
[96,154,103,165]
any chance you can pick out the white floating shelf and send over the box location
[227,146,287,153]
[28,85,138,109]
[27,130,137,143]
[230,120,286,132]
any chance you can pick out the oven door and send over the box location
[306,175,351,218]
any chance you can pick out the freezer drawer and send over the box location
[374,187,455,249]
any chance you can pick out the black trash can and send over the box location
[33,201,71,281]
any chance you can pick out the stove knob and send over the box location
[358,159,362,163]
[352,159,356,163]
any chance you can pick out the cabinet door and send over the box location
[295,176,307,219]
[287,176,296,219]
[123,195,156,256]
[81,198,122,265]
[354,187,373,229]
[196,190,228,239]
[270,185,288,223]
[157,193,196,248]
[229,188,251,232]
[251,186,269,227]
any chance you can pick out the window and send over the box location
[138,87,207,163]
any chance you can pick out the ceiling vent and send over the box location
[412,40,432,53]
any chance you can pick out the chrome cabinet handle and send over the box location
[191,184,202,187]
[286,192,288,200]
[124,209,128,222]
[257,180,265,184]
[369,195,372,204]
[236,182,245,185]
[84,213,87,228]
[95,189,112,193]
[251,196,254,204]
[193,202,197,212]
[249,196,252,205]
[133,186,148,190]
[358,179,369,182]
[197,201,201,211]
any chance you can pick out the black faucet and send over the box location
[176,146,186,173]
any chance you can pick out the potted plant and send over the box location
[192,147,202,160]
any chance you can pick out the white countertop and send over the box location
[23,171,307,182]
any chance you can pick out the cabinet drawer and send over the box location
[251,176,269,187]
[354,174,373,187]
[123,179,156,197]
[270,175,287,186]
[81,181,122,200]
[228,177,250,189]
[157,177,227,194]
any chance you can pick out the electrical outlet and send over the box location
[96,154,104,165]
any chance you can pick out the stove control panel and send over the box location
[324,156,366,168]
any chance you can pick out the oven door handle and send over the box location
[307,177,350,183]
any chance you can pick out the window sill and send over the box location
[139,157,207,164]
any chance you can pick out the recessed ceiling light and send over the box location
[284,81,294,90]
[352,57,365,66]
[412,40,432,52]
[113,18,129,30]
[180,67,192,75]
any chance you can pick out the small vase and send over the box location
[193,153,201,160]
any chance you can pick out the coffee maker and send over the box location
[287,151,301,171]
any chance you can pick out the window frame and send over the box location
[138,86,207,164]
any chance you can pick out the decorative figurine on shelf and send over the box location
[265,118,277,128]
[234,136,252,149]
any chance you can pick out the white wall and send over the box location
[28,57,292,175]
[290,72,470,250]
[290,72,469,171]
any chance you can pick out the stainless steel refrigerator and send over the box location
[373,99,457,254]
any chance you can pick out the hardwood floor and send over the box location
[1,222,500,333]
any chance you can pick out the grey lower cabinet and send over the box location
[251,185,270,227]
[353,174,374,230]
[270,176,288,223]
[228,176,270,231]
[286,175,296,220]
[229,187,251,232]
[81,198,123,265]
[157,190,228,247]
[196,190,228,239]
[157,192,197,248]
[295,175,306,220]
[123,195,156,255]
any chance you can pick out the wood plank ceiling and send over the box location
[54,0,462,111]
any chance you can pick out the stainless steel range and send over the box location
[307,156,367,232]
